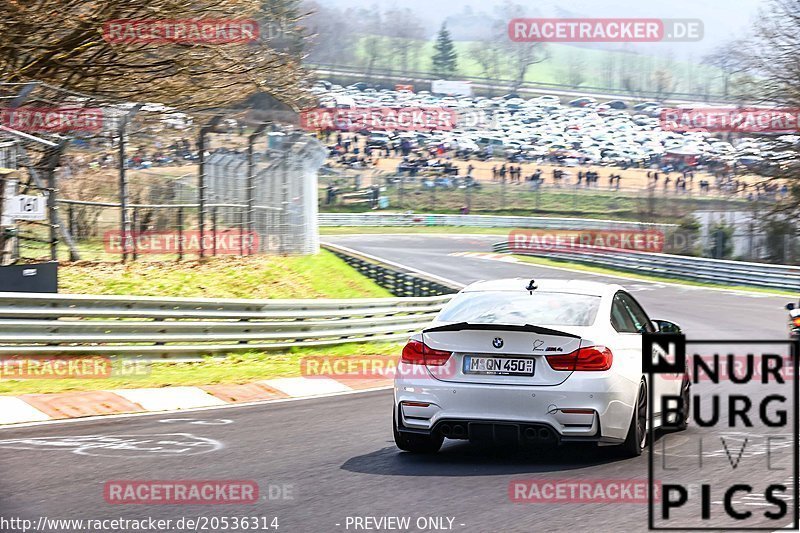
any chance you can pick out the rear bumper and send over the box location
[398,417,612,445]
[394,371,637,443]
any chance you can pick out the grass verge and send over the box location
[58,250,393,298]
[0,342,404,395]
[0,252,403,396]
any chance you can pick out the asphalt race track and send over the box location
[0,234,795,533]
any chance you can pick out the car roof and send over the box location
[460,278,623,297]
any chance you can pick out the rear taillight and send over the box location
[793,317,800,327]
[401,339,452,366]
[547,345,613,371]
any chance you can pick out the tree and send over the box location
[385,8,425,75]
[0,0,312,111]
[621,52,656,101]
[762,216,798,264]
[735,0,800,218]
[706,221,735,260]
[651,69,677,100]
[493,3,546,91]
[303,2,356,66]
[260,0,308,56]
[432,24,458,78]
[356,7,385,76]
[468,39,503,94]
[702,42,749,97]
[562,52,586,88]
[600,53,617,89]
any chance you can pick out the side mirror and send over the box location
[787,303,796,311]
[653,319,682,334]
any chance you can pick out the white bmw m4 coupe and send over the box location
[393,278,690,456]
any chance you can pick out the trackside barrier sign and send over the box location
[4,194,46,221]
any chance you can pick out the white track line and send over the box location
[260,377,352,396]
[0,397,51,424]
[113,386,227,411]
[0,386,393,430]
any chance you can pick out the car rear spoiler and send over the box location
[423,322,580,339]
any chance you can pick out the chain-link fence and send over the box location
[0,81,325,263]
[201,131,326,255]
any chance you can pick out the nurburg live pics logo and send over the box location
[643,332,799,530]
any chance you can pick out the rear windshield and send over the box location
[436,291,601,327]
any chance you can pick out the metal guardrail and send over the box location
[322,242,462,297]
[319,213,675,231]
[310,63,745,105]
[492,242,800,291]
[0,242,463,358]
[0,292,451,357]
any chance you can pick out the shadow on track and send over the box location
[341,440,634,477]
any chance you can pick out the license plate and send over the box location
[463,356,535,376]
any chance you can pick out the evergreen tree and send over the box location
[432,23,458,78]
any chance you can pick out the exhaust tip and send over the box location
[452,424,465,437]
[538,428,552,440]
[440,424,452,436]
[524,427,538,440]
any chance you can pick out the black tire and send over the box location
[675,375,691,431]
[393,411,443,454]
[620,380,648,457]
